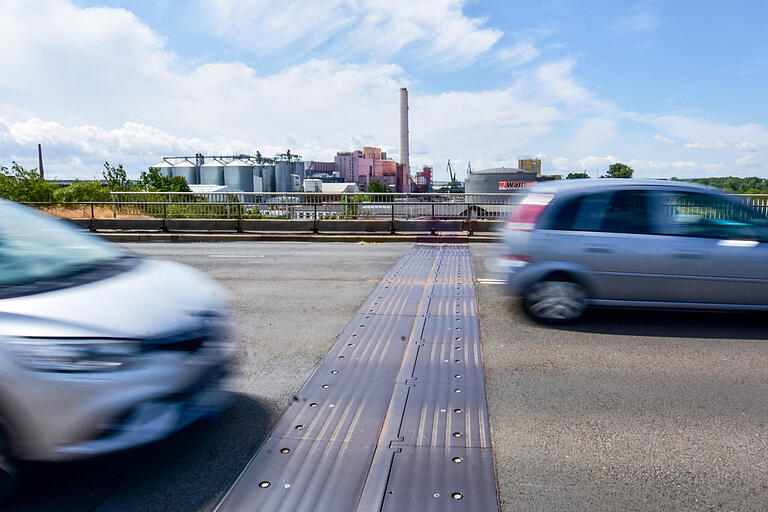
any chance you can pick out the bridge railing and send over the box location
[106,192,522,221]
[20,193,768,222]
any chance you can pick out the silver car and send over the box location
[502,179,768,323]
[0,200,234,480]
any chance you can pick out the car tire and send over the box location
[524,278,587,324]
[0,426,16,502]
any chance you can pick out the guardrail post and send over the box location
[313,204,319,233]
[466,205,473,235]
[237,202,243,232]
[89,203,95,232]
[390,203,395,234]
[162,202,168,232]
[112,197,116,218]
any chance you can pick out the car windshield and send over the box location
[0,200,124,286]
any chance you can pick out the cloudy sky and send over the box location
[1,0,767,180]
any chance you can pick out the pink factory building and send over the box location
[328,147,410,192]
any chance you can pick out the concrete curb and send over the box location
[97,232,501,243]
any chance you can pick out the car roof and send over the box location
[527,178,718,195]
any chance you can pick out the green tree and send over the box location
[0,162,57,203]
[366,179,390,193]
[365,180,393,203]
[566,172,591,179]
[602,162,634,179]
[102,161,129,191]
[136,167,191,192]
[54,181,111,205]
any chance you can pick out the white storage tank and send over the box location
[150,160,174,178]
[172,159,198,184]
[224,159,254,192]
[261,164,275,192]
[253,175,263,193]
[275,160,292,192]
[200,159,225,185]
[292,160,305,182]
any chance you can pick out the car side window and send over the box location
[550,192,614,231]
[655,191,768,240]
[600,190,652,234]
[550,196,583,230]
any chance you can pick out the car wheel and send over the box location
[0,426,17,502]
[524,278,587,324]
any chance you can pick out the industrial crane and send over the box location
[446,159,464,194]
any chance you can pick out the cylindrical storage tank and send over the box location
[200,159,225,185]
[251,164,263,193]
[275,160,292,192]
[150,160,174,178]
[261,164,275,192]
[292,160,305,182]
[224,159,254,192]
[172,159,198,184]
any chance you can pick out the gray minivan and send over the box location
[501,179,768,323]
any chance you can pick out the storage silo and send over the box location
[292,160,305,182]
[275,160,292,192]
[172,159,198,184]
[200,159,225,185]
[261,164,275,192]
[251,164,263,193]
[224,159,254,192]
[150,160,174,178]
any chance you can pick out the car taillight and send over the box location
[506,193,553,231]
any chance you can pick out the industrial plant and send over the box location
[147,89,559,195]
[150,152,305,193]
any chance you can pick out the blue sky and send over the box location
[1,0,767,180]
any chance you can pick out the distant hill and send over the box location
[677,177,768,194]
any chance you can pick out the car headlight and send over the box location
[5,338,141,372]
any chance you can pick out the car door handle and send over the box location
[584,247,615,254]
[673,252,704,259]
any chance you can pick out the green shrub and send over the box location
[0,162,57,203]
[54,181,111,205]
[137,167,191,192]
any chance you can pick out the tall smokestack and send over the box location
[38,143,44,179]
[399,87,409,176]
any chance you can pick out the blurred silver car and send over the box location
[501,179,768,323]
[0,200,234,473]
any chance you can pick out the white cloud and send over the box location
[194,0,502,66]
[498,41,540,65]
[1,0,765,182]
[653,134,676,144]
[0,0,588,180]
[610,2,661,35]
[653,115,768,151]
[736,154,763,167]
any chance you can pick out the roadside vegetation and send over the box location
[675,177,768,194]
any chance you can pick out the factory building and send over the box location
[323,147,409,192]
[518,158,542,176]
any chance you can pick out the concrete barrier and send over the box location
[69,218,504,234]
[241,220,314,232]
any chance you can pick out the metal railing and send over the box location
[21,193,768,223]
[106,192,520,221]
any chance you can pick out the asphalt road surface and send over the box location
[8,242,768,511]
